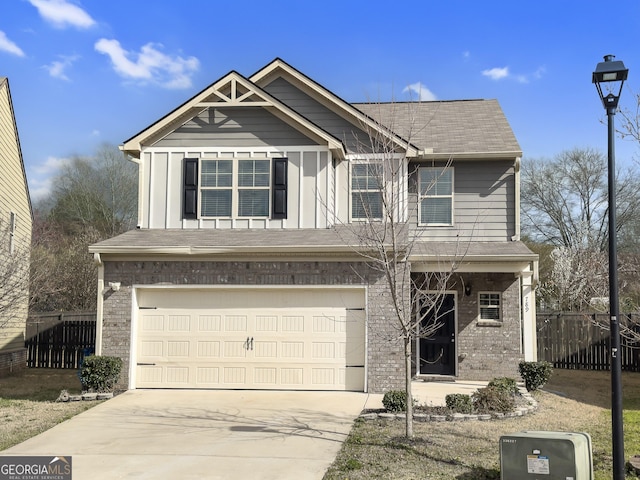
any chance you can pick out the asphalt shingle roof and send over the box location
[354,99,522,156]
[90,227,536,262]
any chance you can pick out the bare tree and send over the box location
[29,143,138,312]
[617,89,640,149]
[334,103,464,438]
[521,148,640,252]
[539,245,608,312]
[48,143,138,237]
[0,217,30,329]
[29,211,101,312]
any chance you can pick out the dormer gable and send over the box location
[251,58,419,157]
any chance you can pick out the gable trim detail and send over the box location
[121,71,346,160]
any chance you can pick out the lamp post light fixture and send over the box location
[592,54,628,480]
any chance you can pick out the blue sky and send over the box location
[2,0,640,201]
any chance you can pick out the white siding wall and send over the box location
[140,147,335,229]
[0,80,31,354]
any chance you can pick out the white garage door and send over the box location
[134,288,366,391]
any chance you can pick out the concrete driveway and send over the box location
[1,389,371,480]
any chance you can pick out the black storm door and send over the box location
[418,293,456,375]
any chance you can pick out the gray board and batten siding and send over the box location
[407,160,516,242]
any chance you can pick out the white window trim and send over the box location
[418,166,454,226]
[478,291,502,325]
[349,160,384,222]
[199,157,271,219]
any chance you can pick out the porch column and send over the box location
[520,265,537,361]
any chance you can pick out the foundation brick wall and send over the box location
[0,348,27,377]
[102,260,406,393]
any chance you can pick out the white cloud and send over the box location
[403,82,437,101]
[95,38,199,89]
[482,65,546,83]
[28,0,95,29]
[0,31,25,57]
[28,156,71,201]
[32,155,70,176]
[533,66,546,80]
[43,54,79,80]
[482,67,509,80]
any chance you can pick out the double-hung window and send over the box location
[201,159,233,217]
[351,163,383,220]
[238,159,270,217]
[419,167,453,225]
[199,158,271,218]
[479,292,501,322]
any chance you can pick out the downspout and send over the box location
[94,253,104,355]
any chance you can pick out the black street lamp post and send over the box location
[592,54,628,480]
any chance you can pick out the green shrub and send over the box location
[518,361,553,392]
[487,377,519,395]
[382,390,408,412]
[445,393,473,414]
[80,355,123,392]
[472,386,515,414]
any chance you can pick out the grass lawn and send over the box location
[324,369,640,479]
[0,368,100,451]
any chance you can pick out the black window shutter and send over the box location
[272,158,287,219]
[183,158,198,219]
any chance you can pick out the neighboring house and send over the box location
[0,77,32,376]
[89,59,538,393]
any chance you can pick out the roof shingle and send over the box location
[354,99,521,156]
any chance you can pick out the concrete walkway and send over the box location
[1,382,488,479]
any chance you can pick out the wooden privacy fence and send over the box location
[536,312,640,371]
[25,312,96,369]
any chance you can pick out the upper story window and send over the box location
[199,158,271,218]
[419,167,453,225]
[351,163,383,220]
[479,292,501,322]
[238,160,270,217]
[201,159,233,217]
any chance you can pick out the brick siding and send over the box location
[0,348,27,377]
[455,272,524,379]
[101,261,523,392]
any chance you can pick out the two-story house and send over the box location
[89,59,538,393]
[0,77,32,376]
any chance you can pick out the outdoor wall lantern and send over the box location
[592,53,628,480]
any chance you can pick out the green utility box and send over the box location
[500,431,593,479]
